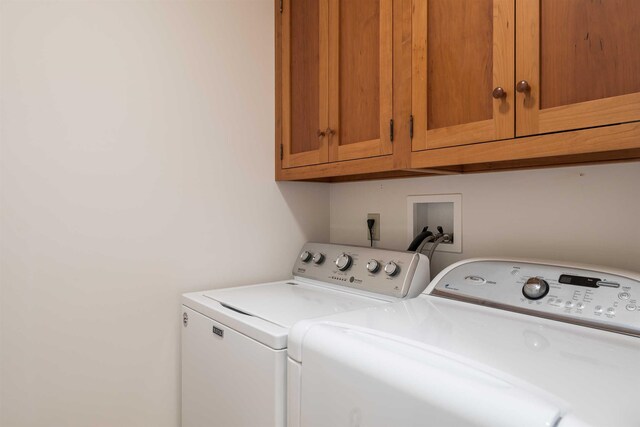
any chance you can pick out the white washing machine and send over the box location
[181,242,430,427]
[288,258,640,427]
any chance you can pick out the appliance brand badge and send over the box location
[212,326,224,338]
[297,267,306,273]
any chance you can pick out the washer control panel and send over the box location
[431,260,640,336]
[293,243,430,299]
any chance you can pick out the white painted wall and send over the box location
[0,1,329,426]
[330,162,640,277]
[3,1,640,425]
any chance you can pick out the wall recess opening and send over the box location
[407,194,462,254]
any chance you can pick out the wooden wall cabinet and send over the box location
[412,0,514,151]
[329,0,394,162]
[515,0,640,136]
[281,0,327,168]
[276,0,640,181]
[280,0,393,170]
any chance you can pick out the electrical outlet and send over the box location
[367,213,380,241]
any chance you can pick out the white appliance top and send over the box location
[288,259,640,426]
[182,242,430,349]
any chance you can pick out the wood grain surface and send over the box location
[427,0,493,129]
[540,0,640,109]
[338,0,380,146]
[290,0,321,154]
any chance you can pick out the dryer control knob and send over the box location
[312,253,325,264]
[335,253,353,271]
[366,259,380,273]
[384,262,399,277]
[522,277,549,300]
[300,251,313,263]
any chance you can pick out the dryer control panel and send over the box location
[293,243,430,299]
[430,260,640,336]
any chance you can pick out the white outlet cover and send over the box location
[407,194,462,253]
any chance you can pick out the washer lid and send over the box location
[204,280,387,327]
[183,280,387,349]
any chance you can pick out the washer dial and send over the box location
[335,253,353,271]
[300,251,312,263]
[384,262,399,277]
[366,259,380,273]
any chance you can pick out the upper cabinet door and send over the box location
[328,0,393,162]
[412,0,515,151]
[516,0,640,137]
[282,0,329,168]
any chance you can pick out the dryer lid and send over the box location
[288,295,640,426]
[295,322,565,427]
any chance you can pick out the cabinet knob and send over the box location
[492,87,506,99]
[316,129,326,138]
[325,128,335,137]
[516,80,531,93]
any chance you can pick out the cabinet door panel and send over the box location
[412,0,514,151]
[516,0,640,136]
[282,0,328,168]
[329,0,393,162]
[428,0,493,129]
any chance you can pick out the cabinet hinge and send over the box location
[280,144,283,160]
[390,119,394,143]
[409,115,414,139]
[279,0,283,13]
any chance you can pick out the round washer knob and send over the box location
[300,251,312,263]
[366,259,380,273]
[384,261,399,277]
[312,253,325,264]
[335,253,353,271]
[522,277,549,300]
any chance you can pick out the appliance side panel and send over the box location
[287,357,302,427]
[181,307,286,427]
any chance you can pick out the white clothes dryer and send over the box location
[288,258,640,427]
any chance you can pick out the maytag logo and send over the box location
[297,267,306,273]
[212,326,224,338]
